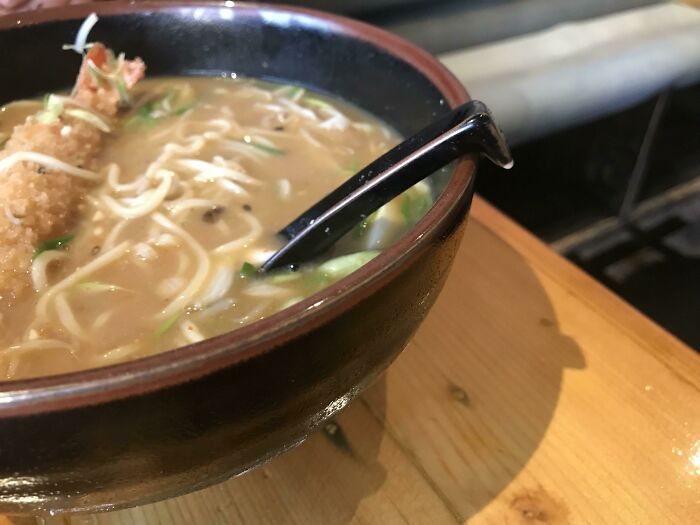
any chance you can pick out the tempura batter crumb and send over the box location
[0,44,144,307]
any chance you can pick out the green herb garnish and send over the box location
[235,139,285,156]
[34,233,74,259]
[303,96,331,109]
[126,84,196,128]
[115,77,131,107]
[35,94,64,124]
[352,122,374,133]
[155,313,180,336]
[239,261,257,278]
[86,61,104,88]
[341,158,359,176]
[174,104,194,116]
[126,103,156,128]
[317,251,380,281]
[251,142,285,156]
[126,102,157,128]
[285,86,304,98]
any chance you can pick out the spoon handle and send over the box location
[261,100,512,272]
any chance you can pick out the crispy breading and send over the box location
[0,119,100,299]
[0,44,144,308]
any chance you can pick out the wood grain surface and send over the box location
[7,197,700,524]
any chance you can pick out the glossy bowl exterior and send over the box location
[0,2,476,514]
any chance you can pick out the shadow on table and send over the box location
[157,380,390,524]
[357,220,587,522]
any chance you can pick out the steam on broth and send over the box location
[0,76,433,380]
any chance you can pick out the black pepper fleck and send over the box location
[37,166,46,174]
[242,204,252,212]
[91,245,101,256]
[202,206,225,223]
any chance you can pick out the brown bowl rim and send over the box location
[0,1,474,416]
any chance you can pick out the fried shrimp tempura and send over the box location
[0,44,144,309]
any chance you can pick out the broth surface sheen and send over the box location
[0,77,433,380]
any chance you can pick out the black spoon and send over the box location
[260,100,512,272]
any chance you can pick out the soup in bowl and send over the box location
[1,73,436,380]
[0,1,480,514]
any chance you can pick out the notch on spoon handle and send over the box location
[261,100,512,272]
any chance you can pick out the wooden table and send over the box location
[7,198,700,524]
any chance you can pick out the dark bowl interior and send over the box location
[0,1,474,514]
[2,4,449,138]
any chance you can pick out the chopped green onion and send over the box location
[239,261,257,278]
[86,63,102,88]
[65,108,111,133]
[76,281,122,293]
[251,142,285,156]
[303,96,332,109]
[318,251,380,281]
[352,122,375,133]
[115,77,131,107]
[285,86,304,98]
[126,84,196,128]
[33,94,111,132]
[155,313,180,336]
[236,139,285,156]
[34,233,74,259]
[35,94,64,124]
[86,59,135,106]
[341,158,359,176]
[86,60,108,88]
[174,104,195,116]
[126,103,157,128]
[165,85,197,115]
